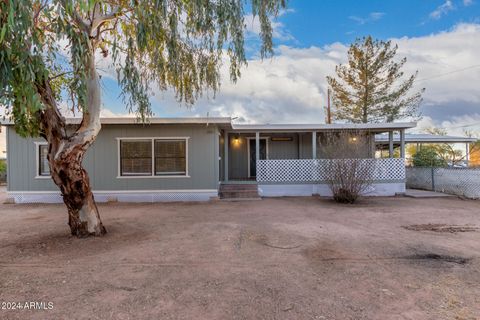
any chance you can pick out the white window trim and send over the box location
[34,141,51,179]
[116,137,190,179]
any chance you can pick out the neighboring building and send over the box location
[3,117,414,203]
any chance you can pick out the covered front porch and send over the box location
[219,122,415,197]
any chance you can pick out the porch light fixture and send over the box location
[271,137,293,142]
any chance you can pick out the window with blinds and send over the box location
[154,140,186,175]
[120,140,152,176]
[119,138,187,177]
[38,144,50,176]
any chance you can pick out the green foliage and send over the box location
[0,159,6,173]
[1,0,286,133]
[412,147,447,167]
[422,127,465,165]
[0,1,48,136]
[327,36,425,123]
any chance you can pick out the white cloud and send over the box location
[244,14,294,41]
[463,0,474,6]
[394,23,480,105]
[429,0,455,20]
[349,12,385,25]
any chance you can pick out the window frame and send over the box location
[34,141,51,179]
[116,137,190,178]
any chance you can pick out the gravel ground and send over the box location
[0,194,479,320]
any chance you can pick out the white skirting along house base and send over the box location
[258,183,405,197]
[9,183,405,203]
[8,190,218,204]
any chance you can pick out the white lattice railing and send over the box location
[256,158,405,183]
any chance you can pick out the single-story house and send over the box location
[3,117,415,203]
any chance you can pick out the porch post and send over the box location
[466,142,470,166]
[224,131,229,181]
[255,132,260,163]
[400,129,405,159]
[388,131,394,158]
[312,131,317,159]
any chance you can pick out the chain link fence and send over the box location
[406,167,480,199]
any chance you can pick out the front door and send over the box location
[249,139,267,177]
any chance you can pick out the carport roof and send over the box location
[375,133,478,144]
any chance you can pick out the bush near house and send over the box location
[322,130,375,204]
[412,147,447,167]
[0,159,6,183]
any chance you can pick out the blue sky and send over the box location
[277,0,479,48]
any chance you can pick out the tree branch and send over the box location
[49,71,73,81]
[59,0,90,34]
[91,6,126,31]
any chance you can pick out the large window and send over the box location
[120,140,152,176]
[118,138,188,177]
[37,143,50,177]
[154,140,186,175]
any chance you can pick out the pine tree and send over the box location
[327,36,424,123]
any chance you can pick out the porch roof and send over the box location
[230,122,416,133]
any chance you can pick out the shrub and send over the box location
[412,147,447,167]
[0,160,6,173]
[322,131,375,204]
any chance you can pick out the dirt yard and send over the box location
[0,193,479,320]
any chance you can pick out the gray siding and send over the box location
[228,135,249,179]
[268,134,299,159]
[7,124,220,192]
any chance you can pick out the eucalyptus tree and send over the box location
[327,36,424,123]
[0,0,285,237]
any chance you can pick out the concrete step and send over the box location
[219,184,260,199]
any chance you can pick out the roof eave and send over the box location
[230,122,417,132]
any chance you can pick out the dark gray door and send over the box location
[249,139,267,177]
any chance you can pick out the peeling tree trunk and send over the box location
[37,53,106,237]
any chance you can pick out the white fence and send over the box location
[406,167,480,199]
[256,158,405,183]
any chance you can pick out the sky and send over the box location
[1,0,480,155]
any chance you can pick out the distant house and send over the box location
[3,117,414,203]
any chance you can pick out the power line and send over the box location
[444,122,480,129]
[415,64,480,83]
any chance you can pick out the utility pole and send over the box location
[326,88,332,124]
